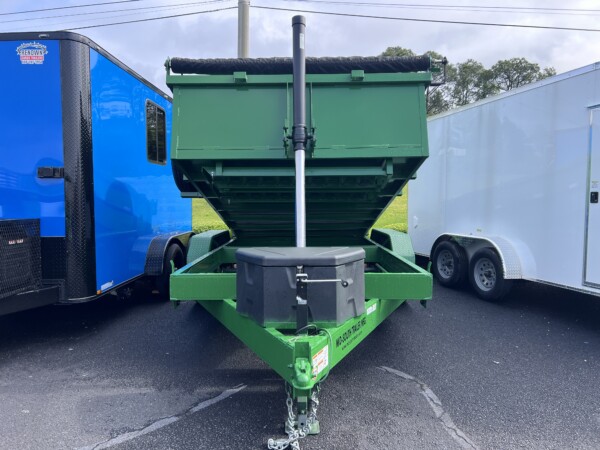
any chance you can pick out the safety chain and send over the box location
[267,384,320,450]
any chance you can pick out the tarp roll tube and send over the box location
[169,55,431,75]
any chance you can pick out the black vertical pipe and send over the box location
[292,15,306,150]
[292,15,307,248]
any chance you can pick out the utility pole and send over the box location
[238,0,250,58]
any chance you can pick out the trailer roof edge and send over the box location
[428,61,600,121]
[0,31,172,102]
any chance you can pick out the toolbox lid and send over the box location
[236,246,365,267]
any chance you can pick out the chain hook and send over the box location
[267,383,321,450]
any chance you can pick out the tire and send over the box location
[468,248,512,301]
[431,240,467,288]
[156,243,185,300]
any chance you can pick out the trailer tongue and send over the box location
[167,16,433,448]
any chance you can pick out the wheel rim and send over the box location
[473,257,496,292]
[436,249,455,279]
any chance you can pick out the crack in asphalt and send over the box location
[77,384,247,450]
[380,366,479,450]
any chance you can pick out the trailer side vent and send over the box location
[0,219,42,300]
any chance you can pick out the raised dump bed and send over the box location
[166,18,434,449]
[168,55,430,246]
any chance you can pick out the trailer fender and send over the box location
[186,230,231,264]
[144,232,195,276]
[370,228,415,263]
[431,234,526,280]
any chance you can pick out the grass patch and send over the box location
[192,190,408,235]
[192,199,228,233]
[371,191,408,233]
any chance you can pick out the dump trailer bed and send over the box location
[166,21,433,447]
[169,56,430,246]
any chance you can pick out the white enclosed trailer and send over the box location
[408,62,600,300]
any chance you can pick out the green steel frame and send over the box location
[166,57,434,440]
[170,238,432,400]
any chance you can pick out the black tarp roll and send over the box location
[169,56,431,75]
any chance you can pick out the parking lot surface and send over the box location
[1,281,600,449]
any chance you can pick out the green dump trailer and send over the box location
[166,17,434,449]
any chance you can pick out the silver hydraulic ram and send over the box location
[292,15,307,248]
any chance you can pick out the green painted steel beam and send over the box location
[170,243,432,303]
[312,148,425,159]
[196,296,409,394]
[171,269,431,302]
[171,273,236,301]
[200,299,298,381]
[167,70,431,86]
[173,147,426,160]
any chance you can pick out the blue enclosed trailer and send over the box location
[0,32,192,315]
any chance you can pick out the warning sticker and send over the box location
[311,346,329,379]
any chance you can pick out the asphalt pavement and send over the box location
[1,280,600,450]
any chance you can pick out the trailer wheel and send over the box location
[468,248,512,301]
[156,243,185,300]
[431,241,467,287]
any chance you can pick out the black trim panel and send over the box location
[60,40,97,300]
[0,285,60,316]
[41,237,67,280]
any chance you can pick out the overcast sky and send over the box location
[2,0,600,93]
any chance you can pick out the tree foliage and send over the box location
[490,58,557,91]
[380,46,416,58]
[380,46,556,115]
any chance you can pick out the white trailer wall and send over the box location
[409,63,600,295]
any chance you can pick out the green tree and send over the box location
[542,67,557,78]
[422,50,455,114]
[451,59,490,106]
[380,46,416,57]
[379,47,556,115]
[490,57,556,92]
[380,48,454,114]
[426,88,450,115]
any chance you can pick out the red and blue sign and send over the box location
[16,42,48,65]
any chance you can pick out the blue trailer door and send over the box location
[0,40,65,237]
